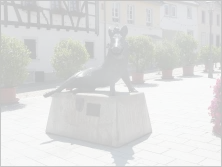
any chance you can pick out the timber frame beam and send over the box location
[1,0,99,36]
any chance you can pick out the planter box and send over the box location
[162,70,174,79]
[0,87,19,104]
[131,73,144,84]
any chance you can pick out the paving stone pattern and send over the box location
[1,66,221,166]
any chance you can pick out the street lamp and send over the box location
[206,1,215,78]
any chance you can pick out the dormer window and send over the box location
[20,1,38,11]
[21,1,37,6]
[50,0,66,14]
[51,1,62,10]
[69,1,80,12]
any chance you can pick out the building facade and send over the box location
[100,1,162,42]
[1,0,103,82]
[197,1,221,48]
[1,0,221,82]
[160,1,199,41]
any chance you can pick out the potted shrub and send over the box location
[155,41,179,79]
[127,36,154,84]
[199,46,218,72]
[52,38,89,81]
[0,35,31,104]
[174,33,198,76]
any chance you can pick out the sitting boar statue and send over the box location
[43,25,137,98]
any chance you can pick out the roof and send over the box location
[162,1,199,6]
[144,34,162,40]
[145,0,163,5]
[182,1,199,5]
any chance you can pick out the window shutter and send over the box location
[127,5,130,20]
[216,35,220,47]
[150,9,153,25]
[206,33,209,45]
[209,33,214,45]
[202,11,205,23]
[187,7,189,18]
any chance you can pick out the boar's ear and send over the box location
[108,27,113,37]
[120,26,128,37]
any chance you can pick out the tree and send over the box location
[127,36,154,73]
[52,39,89,79]
[174,33,198,66]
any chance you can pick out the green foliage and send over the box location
[199,46,221,64]
[52,39,90,79]
[155,41,179,70]
[127,36,154,73]
[174,33,198,66]
[0,35,31,87]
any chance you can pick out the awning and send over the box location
[143,34,163,39]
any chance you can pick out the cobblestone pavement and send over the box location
[1,66,221,166]
[17,65,204,98]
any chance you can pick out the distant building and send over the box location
[99,1,163,44]
[197,1,221,48]
[160,1,199,41]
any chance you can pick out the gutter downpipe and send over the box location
[104,1,107,58]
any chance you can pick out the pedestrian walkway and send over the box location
[1,67,221,166]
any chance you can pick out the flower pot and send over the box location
[162,69,174,79]
[213,124,221,136]
[183,66,194,76]
[0,87,19,104]
[204,64,214,72]
[131,73,144,84]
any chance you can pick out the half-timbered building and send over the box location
[1,0,100,82]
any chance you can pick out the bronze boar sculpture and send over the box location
[43,25,137,98]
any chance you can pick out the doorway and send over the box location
[85,42,94,58]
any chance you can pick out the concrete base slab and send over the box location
[46,91,152,147]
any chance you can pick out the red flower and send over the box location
[209,78,221,136]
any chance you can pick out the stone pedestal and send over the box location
[46,91,152,147]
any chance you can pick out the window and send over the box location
[69,1,80,11]
[85,42,94,58]
[170,5,176,17]
[164,4,176,17]
[164,4,169,16]
[51,1,61,10]
[187,30,193,36]
[24,39,36,59]
[127,5,134,24]
[187,6,192,19]
[216,35,220,47]
[217,14,220,26]
[201,32,206,46]
[202,11,205,24]
[112,3,120,22]
[146,9,152,26]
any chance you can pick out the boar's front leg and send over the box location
[109,83,116,96]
